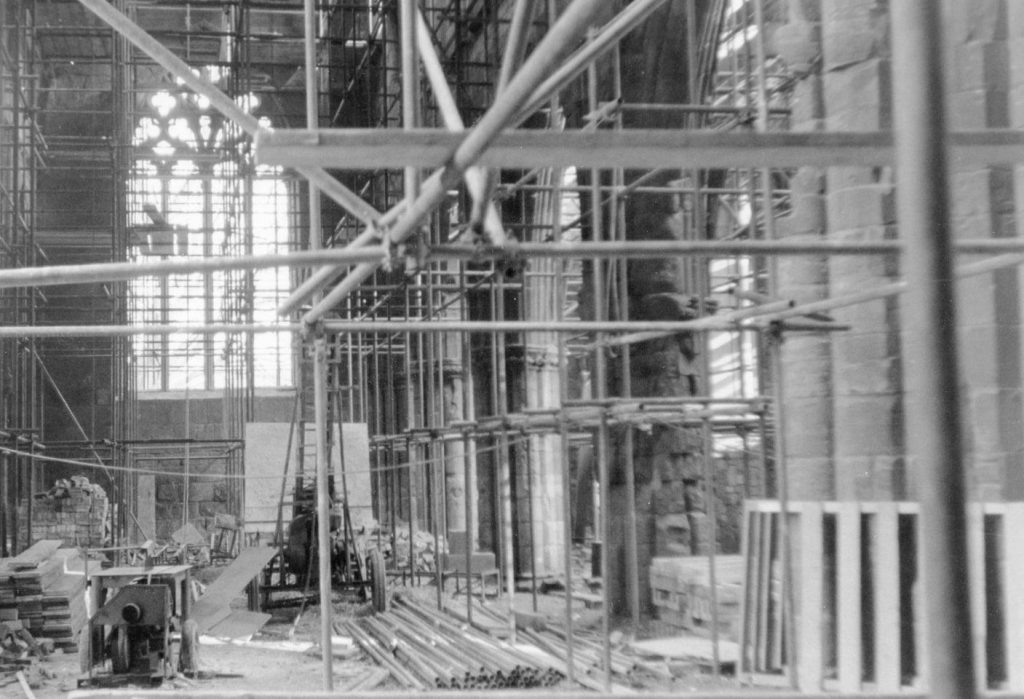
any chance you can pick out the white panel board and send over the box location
[244,422,297,535]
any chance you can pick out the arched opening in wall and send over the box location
[126,76,295,393]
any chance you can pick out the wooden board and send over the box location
[797,502,823,692]
[9,541,62,570]
[629,636,739,664]
[836,503,861,693]
[873,502,901,692]
[206,609,272,640]
[243,423,297,535]
[136,474,156,543]
[191,546,277,633]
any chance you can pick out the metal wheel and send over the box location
[110,626,131,674]
[367,548,388,613]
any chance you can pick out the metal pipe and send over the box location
[313,336,333,690]
[401,0,419,205]
[0,239,1022,293]
[513,0,669,124]
[891,3,974,697]
[76,0,380,226]
[256,127,1024,171]
[415,10,504,243]
[470,0,538,233]
[302,0,610,324]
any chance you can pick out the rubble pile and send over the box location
[390,524,447,572]
[17,476,109,548]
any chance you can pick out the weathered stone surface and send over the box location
[827,184,896,229]
[776,21,821,75]
[948,89,1009,129]
[833,394,901,457]
[781,397,833,458]
[952,41,1009,93]
[833,355,901,395]
[786,457,833,499]
[823,60,890,130]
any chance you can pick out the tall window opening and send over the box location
[127,79,294,391]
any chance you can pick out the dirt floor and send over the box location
[18,556,760,697]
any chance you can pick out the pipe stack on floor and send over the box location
[339,594,565,690]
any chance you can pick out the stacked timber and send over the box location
[0,541,87,653]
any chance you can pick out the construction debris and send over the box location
[17,477,109,548]
[390,524,447,572]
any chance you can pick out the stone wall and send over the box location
[135,390,294,539]
[16,478,109,548]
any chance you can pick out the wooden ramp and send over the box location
[192,546,277,633]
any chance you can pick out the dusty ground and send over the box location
[18,557,755,697]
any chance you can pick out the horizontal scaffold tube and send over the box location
[256,128,1024,171]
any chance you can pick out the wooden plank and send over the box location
[770,512,784,671]
[913,512,928,689]
[192,546,277,633]
[874,502,901,692]
[836,503,862,693]
[255,128,1024,171]
[244,423,296,535]
[10,541,62,570]
[1004,504,1024,691]
[738,501,753,676]
[967,504,986,691]
[756,512,772,671]
[136,475,156,543]
[206,609,272,640]
[797,502,823,692]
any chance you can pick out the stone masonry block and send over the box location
[833,455,877,501]
[776,21,821,75]
[823,60,891,130]
[833,394,900,457]
[791,75,825,125]
[782,397,833,458]
[950,168,1012,222]
[791,165,827,194]
[830,295,895,330]
[786,456,834,500]
[823,24,886,71]
[827,184,896,229]
[777,256,828,289]
[952,41,1009,93]
[1010,85,1024,130]
[787,193,827,235]
[967,391,1008,449]
[781,352,832,399]
[822,0,884,30]
[833,356,901,395]
[831,330,894,364]
[963,0,1008,43]
[950,88,1009,129]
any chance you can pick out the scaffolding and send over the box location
[0,0,987,695]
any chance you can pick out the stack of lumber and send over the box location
[0,540,87,653]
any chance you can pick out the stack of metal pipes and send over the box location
[340,595,566,690]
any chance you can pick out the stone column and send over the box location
[949,0,1024,502]
[821,0,904,500]
[775,0,834,500]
